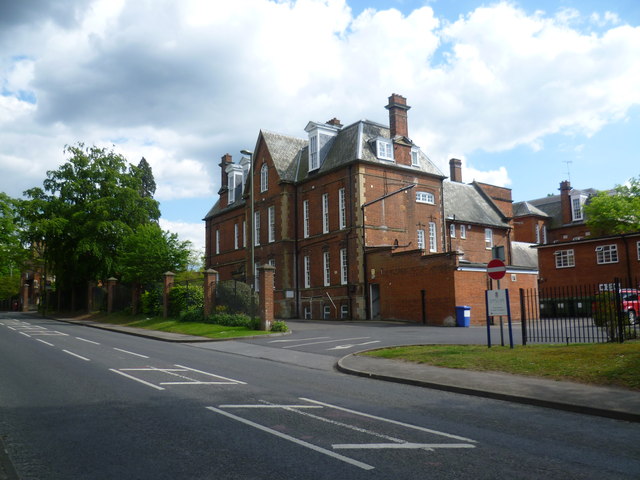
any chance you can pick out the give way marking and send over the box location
[110,364,246,391]
[207,397,477,471]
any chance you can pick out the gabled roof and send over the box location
[513,201,550,218]
[524,187,600,228]
[443,181,509,228]
[511,241,538,268]
[260,130,307,183]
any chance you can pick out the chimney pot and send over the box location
[449,158,463,183]
[326,117,342,127]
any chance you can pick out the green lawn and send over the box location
[84,312,272,339]
[361,343,640,390]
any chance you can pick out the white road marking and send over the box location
[269,336,330,343]
[113,347,149,358]
[333,443,476,450]
[283,337,370,349]
[206,406,374,471]
[28,331,68,336]
[76,337,100,345]
[36,339,55,346]
[327,340,381,350]
[299,398,477,443]
[174,364,247,385]
[218,404,323,409]
[19,331,31,337]
[110,368,165,390]
[63,350,90,361]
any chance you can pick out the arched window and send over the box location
[260,164,268,192]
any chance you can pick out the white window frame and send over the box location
[304,255,311,288]
[376,139,394,161]
[571,196,584,221]
[338,188,346,229]
[555,249,575,268]
[450,224,456,238]
[411,148,419,167]
[416,191,435,204]
[260,164,268,192]
[340,304,349,319]
[268,206,275,243]
[417,229,425,250]
[542,225,547,244]
[428,222,437,252]
[484,228,493,249]
[340,248,348,285]
[322,193,329,234]
[596,244,619,264]
[460,225,466,239]
[215,229,220,255]
[535,224,540,244]
[234,223,239,250]
[323,251,330,286]
[227,171,243,204]
[303,200,310,238]
[254,211,260,246]
[309,134,319,171]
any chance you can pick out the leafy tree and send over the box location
[134,157,156,198]
[0,193,27,277]
[20,143,160,310]
[119,223,191,285]
[585,176,640,234]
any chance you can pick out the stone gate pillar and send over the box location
[163,271,175,319]
[106,277,117,314]
[203,269,218,318]
[258,265,275,331]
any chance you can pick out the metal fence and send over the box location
[215,279,258,317]
[520,278,639,344]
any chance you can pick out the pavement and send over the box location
[25,313,640,424]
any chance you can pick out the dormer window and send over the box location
[305,121,340,173]
[227,166,244,204]
[411,148,419,166]
[571,194,586,221]
[376,139,394,161]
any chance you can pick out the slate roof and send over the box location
[513,201,550,218]
[511,241,538,268]
[443,181,509,228]
[260,130,307,182]
[521,187,600,228]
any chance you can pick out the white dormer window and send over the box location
[227,167,244,204]
[309,135,319,171]
[416,191,435,204]
[376,139,394,161]
[571,194,586,221]
[411,148,419,166]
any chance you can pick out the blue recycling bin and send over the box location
[455,306,471,327]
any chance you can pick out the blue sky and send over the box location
[1,0,639,252]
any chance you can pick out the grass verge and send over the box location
[361,343,640,390]
[83,312,272,339]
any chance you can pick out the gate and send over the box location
[520,278,639,344]
[215,280,258,317]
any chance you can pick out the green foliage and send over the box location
[168,284,204,317]
[216,280,258,314]
[0,193,28,276]
[0,274,21,300]
[120,223,191,284]
[585,175,640,234]
[591,291,623,341]
[207,311,260,329]
[179,305,204,323]
[140,286,163,316]
[270,320,289,332]
[18,143,161,305]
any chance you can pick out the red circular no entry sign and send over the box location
[487,259,506,280]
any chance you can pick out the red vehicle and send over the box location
[620,289,640,324]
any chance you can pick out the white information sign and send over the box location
[487,289,508,316]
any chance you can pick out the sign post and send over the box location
[485,259,514,349]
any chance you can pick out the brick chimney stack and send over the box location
[385,93,411,138]
[326,118,343,128]
[449,158,463,183]
[560,180,572,224]
[219,153,233,191]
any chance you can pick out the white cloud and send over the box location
[0,0,639,247]
[159,218,204,252]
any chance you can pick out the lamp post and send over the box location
[361,183,416,320]
[241,149,254,291]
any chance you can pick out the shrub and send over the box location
[207,311,259,329]
[140,286,162,316]
[180,305,204,323]
[270,321,289,333]
[216,280,258,314]
[168,284,204,317]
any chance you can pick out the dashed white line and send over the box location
[76,337,100,345]
[63,350,91,361]
[332,443,476,450]
[109,369,165,390]
[19,331,31,337]
[206,406,374,471]
[36,339,55,346]
[113,347,149,358]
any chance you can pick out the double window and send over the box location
[596,244,618,264]
[555,249,575,268]
[376,139,393,161]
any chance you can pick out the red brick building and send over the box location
[514,180,640,290]
[205,94,538,324]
